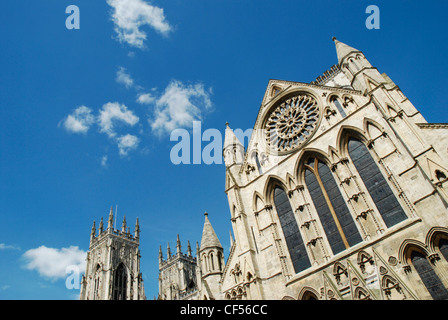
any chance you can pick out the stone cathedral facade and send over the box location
[158,38,448,300]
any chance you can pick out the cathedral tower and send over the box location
[80,207,145,300]
[158,235,198,300]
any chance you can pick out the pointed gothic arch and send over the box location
[299,152,362,255]
[426,227,448,263]
[112,262,128,300]
[265,177,311,274]
[298,286,320,300]
[252,191,265,213]
[354,287,372,300]
[363,118,385,140]
[399,239,448,300]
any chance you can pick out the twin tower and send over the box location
[158,212,225,300]
[79,207,145,300]
[80,208,224,300]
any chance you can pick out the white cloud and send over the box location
[101,155,108,167]
[136,92,155,104]
[22,246,86,281]
[117,134,140,156]
[98,102,140,138]
[0,243,20,250]
[107,0,172,48]
[61,106,95,134]
[149,80,212,136]
[116,66,135,88]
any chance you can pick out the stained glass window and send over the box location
[332,97,346,118]
[348,138,407,228]
[273,186,311,273]
[411,251,448,300]
[112,263,127,300]
[305,157,362,255]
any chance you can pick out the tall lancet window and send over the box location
[112,263,127,300]
[304,157,362,255]
[273,186,311,274]
[348,138,407,228]
[255,152,263,174]
[331,97,346,118]
[410,250,448,300]
[439,238,448,263]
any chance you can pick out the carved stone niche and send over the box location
[357,250,375,275]
[333,262,349,286]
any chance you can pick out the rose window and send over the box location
[265,93,320,153]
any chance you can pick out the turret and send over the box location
[223,122,245,168]
[333,37,388,94]
[198,212,224,299]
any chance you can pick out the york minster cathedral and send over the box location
[81,38,448,300]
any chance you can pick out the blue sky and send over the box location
[0,0,447,299]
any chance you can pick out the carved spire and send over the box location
[187,240,192,257]
[98,217,104,234]
[121,215,127,233]
[200,212,223,251]
[167,242,171,257]
[107,206,114,230]
[135,217,140,239]
[176,234,181,254]
[332,37,361,65]
[90,220,96,241]
[159,245,163,263]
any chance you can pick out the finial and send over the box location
[135,217,140,238]
[99,217,104,234]
[187,240,192,257]
[225,121,229,127]
[108,206,114,229]
[121,215,127,232]
[204,211,208,217]
[159,245,163,263]
[176,234,181,254]
[332,36,337,41]
[90,220,96,241]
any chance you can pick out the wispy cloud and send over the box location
[60,106,95,134]
[101,155,108,167]
[136,92,155,104]
[0,243,20,251]
[149,80,212,136]
[22,246,86,281]
[106,0,172,49]
[116,66,135,89]
[98,102,140,138]
[117,134,140,156]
